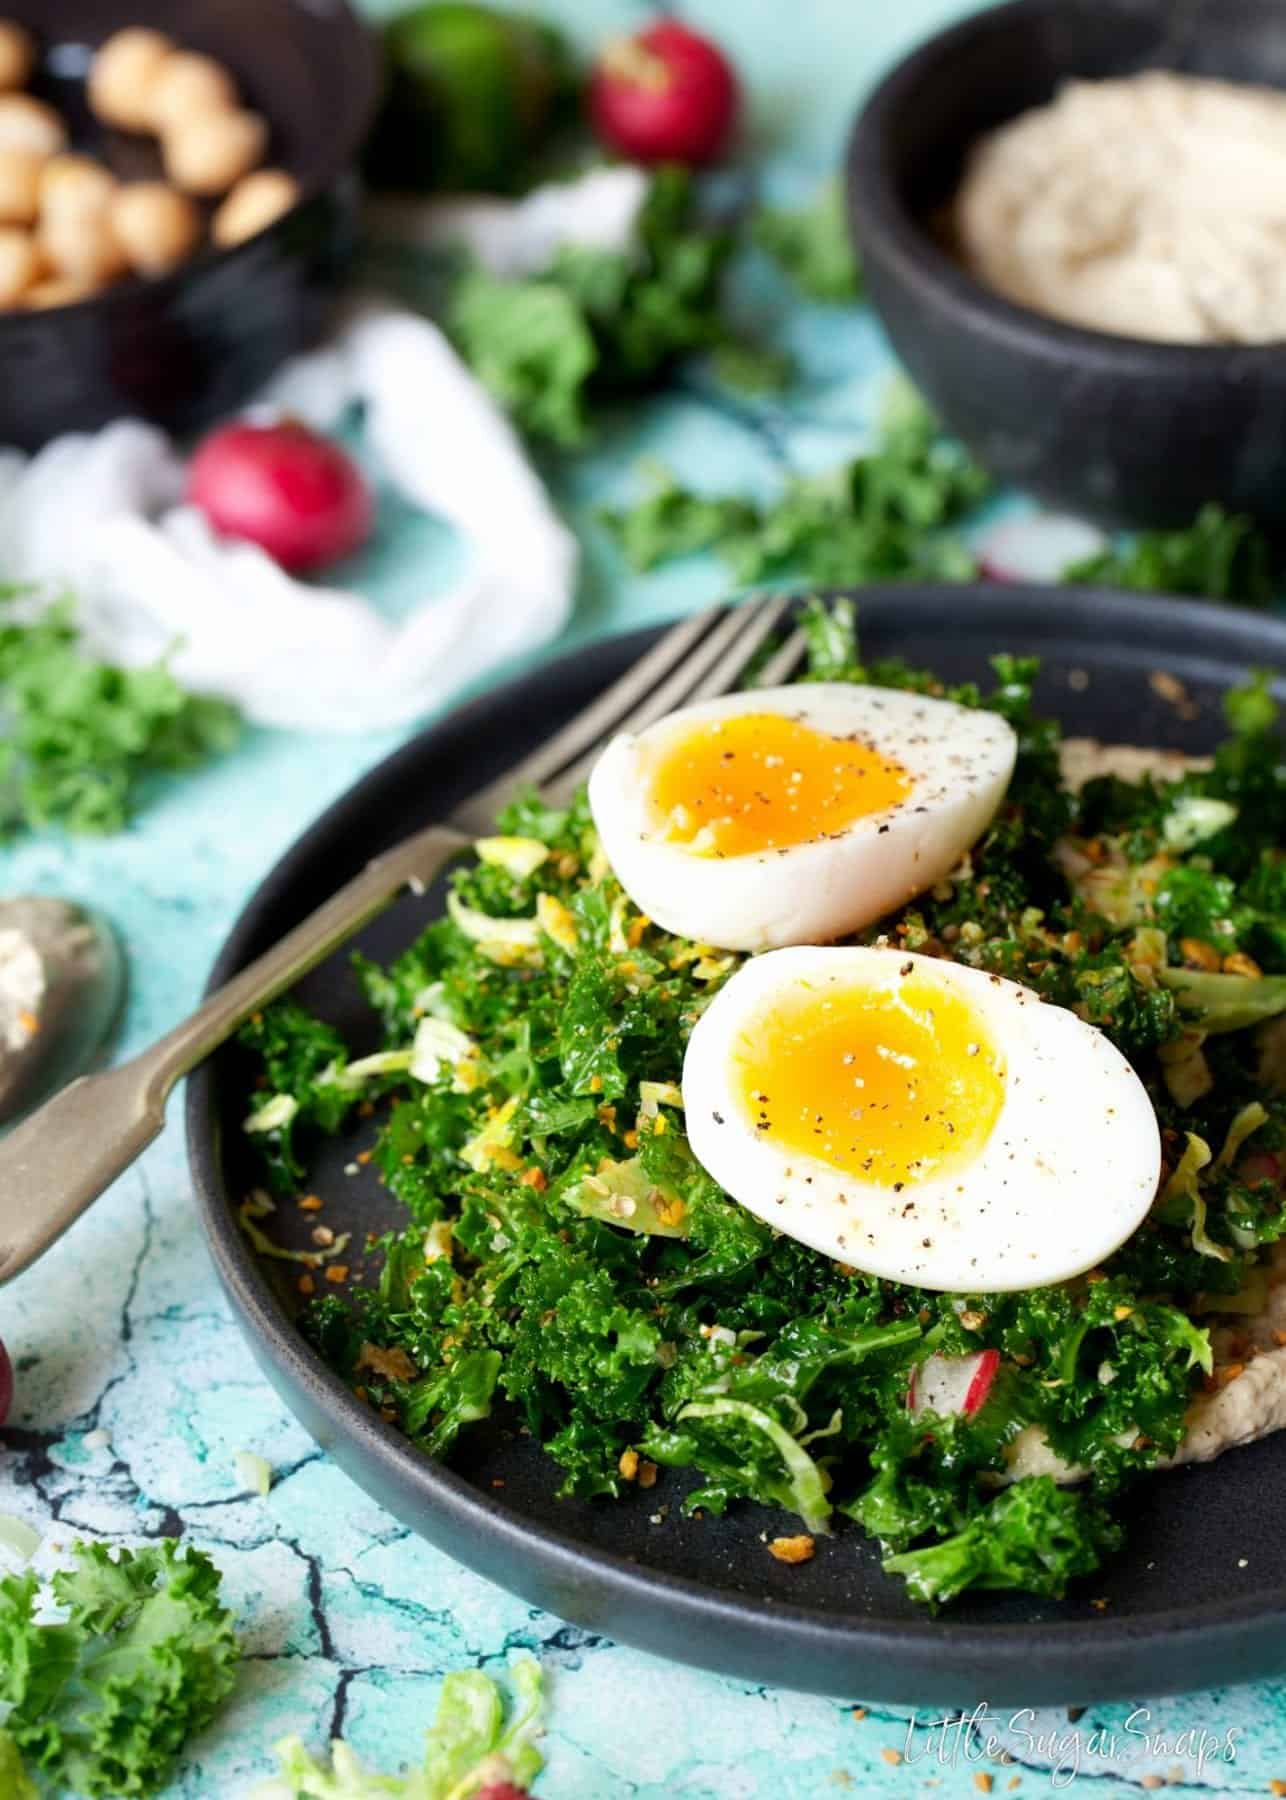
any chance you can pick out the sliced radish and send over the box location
[1240,1150,1282,1188]
[908,1348,1000,1420]
[977,513,1107,585]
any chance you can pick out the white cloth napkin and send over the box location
[0,305,577,732]
[365,164,649,277]
[0,166,657,732]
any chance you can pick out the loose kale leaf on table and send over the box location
[0,590,238,840]
[0,1540,239,1798]
[448,165,734,447]
[753,180,863,303]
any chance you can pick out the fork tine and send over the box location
[750,626,808,689]
[453,604,732,831]
[541,593,798,803]
[580,592,791,751]
[679,592,798,704]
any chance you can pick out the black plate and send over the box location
[188,586,1286,1707]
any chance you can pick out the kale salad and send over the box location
[238,602,1286,1607]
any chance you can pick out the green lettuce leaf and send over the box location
[1158,968,1286,1034]
[256,1659,545,1800]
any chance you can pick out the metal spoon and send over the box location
[0,897,124,1127]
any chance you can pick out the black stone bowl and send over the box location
[0,0,380,448]
[847,0,1286,529]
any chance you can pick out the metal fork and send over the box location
[0,598,806,1286]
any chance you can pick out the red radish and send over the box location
[589,19,739,166]
[474,1787,529,1800]
[976,513,1107,585]
[0,1338,11,1428]
[908,1349,1000,1420]
[186,420,374,574]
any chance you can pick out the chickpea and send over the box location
[88,27,174,132]
[147,52,237,135]
[163,107,266,196]
[25,273,95,309]
[0,93,65,157]
[0,19,34,93]
[0,223,39,305]
[39,153,116,221]
[212,167,298,247]
[0,146,41,224]
[111,181,200,275]
[39,207,126,285]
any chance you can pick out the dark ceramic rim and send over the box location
[0,0,380,323]
[188,587,1286,1700]
[848,0,1286,367]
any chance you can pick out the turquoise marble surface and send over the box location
[4,2,1286,1795]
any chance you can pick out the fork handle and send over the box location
[0,823,468,1287]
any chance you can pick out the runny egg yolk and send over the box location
[732,974,1006,1187]
[647,712,911,856]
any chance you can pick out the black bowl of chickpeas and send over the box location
[0,0,380,447]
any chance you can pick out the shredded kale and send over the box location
[753,181,862,302]
[240,604,1286,1609]
[0,591,238,840]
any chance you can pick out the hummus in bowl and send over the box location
[954,71,1286,344]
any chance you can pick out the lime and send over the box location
[368,2,575,194]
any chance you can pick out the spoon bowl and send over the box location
[0,896,124,1125]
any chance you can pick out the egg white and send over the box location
[682,946,1162,1292]
[587,684,1018,952]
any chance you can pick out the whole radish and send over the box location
[187,420,374,575]
[589,19,738,166]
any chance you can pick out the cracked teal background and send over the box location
[4,1,1286,1795]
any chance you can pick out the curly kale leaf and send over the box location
[0,1730,36,1799]
[849,1395,1024,1555]
[237,1001,365,1188]
[1063,502,1274,606]
[601,390,989,586]
[753,181,862,302]
[449,165,732,446]
[0,1541,239,1798]
[0,590,238,840]
[882,1477,1122,1606]
[601,462,758,572]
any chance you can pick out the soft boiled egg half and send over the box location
[587,684,1017,951]
[683,946,1161,1291]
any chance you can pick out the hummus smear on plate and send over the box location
[954,71,1286,343]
